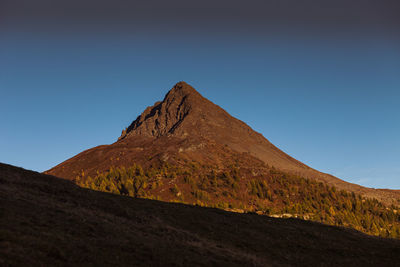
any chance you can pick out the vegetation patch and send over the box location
[76,162,400,239]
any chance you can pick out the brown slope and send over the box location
[2,162,400,266]
[46,81,400,204]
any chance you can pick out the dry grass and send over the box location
[1,163,400,266]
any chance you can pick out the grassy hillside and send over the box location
[1,162,400,266]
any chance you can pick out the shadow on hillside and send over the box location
[1,163,400,267]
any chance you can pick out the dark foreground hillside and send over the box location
[1,163,400,266]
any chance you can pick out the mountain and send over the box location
[46,81,400,204]
[2,162,400,266]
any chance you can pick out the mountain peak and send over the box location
[119,82,207,139]
[170,81,198,95]
[163,81,203,103]
[48,82,400,206]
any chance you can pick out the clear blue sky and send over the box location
[1,1,400,189]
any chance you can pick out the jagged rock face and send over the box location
[119,81,248,141]
[120,82,198,139]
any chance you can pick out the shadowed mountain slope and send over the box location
[1,163,400,266]
[46,82,400,204]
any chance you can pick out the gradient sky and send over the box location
[1,0,400,189]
